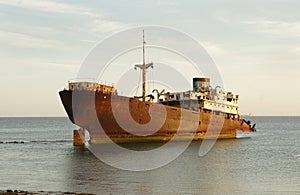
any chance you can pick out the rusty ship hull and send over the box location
[59,90,253,144]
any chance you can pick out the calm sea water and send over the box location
[0,117,299,194]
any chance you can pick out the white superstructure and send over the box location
[157,78,240,115]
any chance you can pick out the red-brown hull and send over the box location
[59,90,252,143]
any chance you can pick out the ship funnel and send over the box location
[193,78,210,92]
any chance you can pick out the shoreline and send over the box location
[0,190,95,195]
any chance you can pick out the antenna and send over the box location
[135,30,153,101]
[143,29,146,65]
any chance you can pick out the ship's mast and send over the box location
[135,30,153,101]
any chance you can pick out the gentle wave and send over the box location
[0,140,73,144]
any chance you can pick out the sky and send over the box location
[0,0,299,116]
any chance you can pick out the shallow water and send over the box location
[0,117,299,194]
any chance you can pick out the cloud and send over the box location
[39,62,80,70]
[0,30,64,49]
[0,0,100,17]
[201,41,226,55]
[80,39,97,44]
[0,20,59,36]
[0,1,130,44]
[156,0,179,7]
[3,58,80,71]
[241,20,300,37]
[89,19,129,34]
[290,47,300,54]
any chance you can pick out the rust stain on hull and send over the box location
[59,90,253,144]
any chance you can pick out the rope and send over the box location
[151,68,154,92]
[136,69,142,96]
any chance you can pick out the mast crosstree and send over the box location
[135,30,153,101]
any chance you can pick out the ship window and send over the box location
[170,95,174,98]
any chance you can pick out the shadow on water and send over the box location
[62,140,250,194]
[117,142,166,151]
